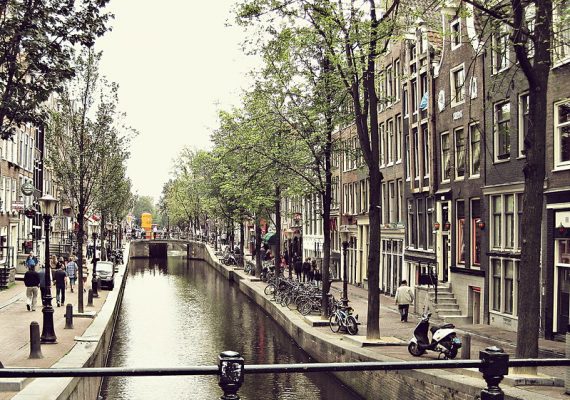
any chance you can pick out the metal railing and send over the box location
[1,347,568,399]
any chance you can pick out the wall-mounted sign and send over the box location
[21,182,34,196]
[12,201,24,211]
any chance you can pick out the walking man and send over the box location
[66,256,78,292]
[395,280,414,322]
[24,266,40,311]
[53,264,67,307]
[37,264,47,306]
[294,255,302,281]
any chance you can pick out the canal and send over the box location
[99,256,362,400]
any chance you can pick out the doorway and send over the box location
[471,287,481,324]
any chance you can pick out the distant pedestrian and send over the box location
[37,265,47,306]
[24,267,40,311]
[294,255,302,281]
[25,252,38,270]
[53,264,67,307]
[302,258,311,283]
[395,280,414,322]
[313,264,321,287]
[66,256,78,292]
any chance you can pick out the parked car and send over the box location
[96,261,115,290]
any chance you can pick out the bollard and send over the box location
[65,304,74,329]
[218,350,244,400]
[87,289,93,307]
[29,321,43,359]
[461,333,471,359]
[479,346,508,400]
[566,324,570,394]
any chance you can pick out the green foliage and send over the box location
[0,0,112,140]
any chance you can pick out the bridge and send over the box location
[129,239,206,259]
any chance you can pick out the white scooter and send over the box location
[408,312,462,359]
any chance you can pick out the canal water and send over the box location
[99,256,362,400]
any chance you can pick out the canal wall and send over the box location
[192,241,549,400]
[11,246,130,400]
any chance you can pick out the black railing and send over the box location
[1,347,568,400]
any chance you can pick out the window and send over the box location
[492,259,501,311]
[417,198,425,249]
[491,258,519,315]
[441,131,451,182]
[492,24,509,73]
[378,71,385,110]
[380,123,385,166]
[492,196,502,248]
[427,197,434,249]
[386,65,393,104]
[450,19,461,49]
[494,101,511,161]
[554,0,570,64]
[394,59,401,102]
[413,128,420,182]
[389,181,395,222]
[387,119,394,164]
[403,84,409,117]
[517,193,523,246]
[407,199,415,247]
[469,124,481,176]
[490,193,523,250]
[422,124,429,178]
[397,179,403,222]
[411,78,418,113]
[471,199,481,266]
[456,200,465,264]
[455,127,465,178]
[554,99,570,168]
[396,115,402,162]
[518,94,529,158]
[405,132,411,180]
[450,65,465,106]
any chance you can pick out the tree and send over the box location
[0,0,112,139]
[132,195,157,224]
[237,0,403,339]
[46,49,128,313]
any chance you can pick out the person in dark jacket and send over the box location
[24,267,40,311]
[37,265,47,306]
[294,254,302,281]
[53,264,67,307]
[302,258,312,283]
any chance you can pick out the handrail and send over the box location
[1,350,568,400]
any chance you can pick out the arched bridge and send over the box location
[129,239,205,259]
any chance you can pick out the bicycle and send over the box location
[329,302,359,335]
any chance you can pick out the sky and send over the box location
[96,1,260,202]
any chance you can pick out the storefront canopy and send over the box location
[262,232,278,245]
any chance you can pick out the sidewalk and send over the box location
[242,255,567,398]
[0,250,126,400]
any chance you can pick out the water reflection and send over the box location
[99,257,361,400]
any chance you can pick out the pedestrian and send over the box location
[313,264,321,287]
[24,266,40,311]
[310,258,317,283]
[66,256,78,293]
[302,258,311,283]
[53,263,67,307]
[37,264,47,305]
[25,252,38,270]
[395,280,414,322]
[294,254,302,281]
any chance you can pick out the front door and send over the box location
[472,289,481,324]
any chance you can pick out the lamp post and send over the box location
[339,225,350,307]
[91,231,99,298]
[39,194,58,344]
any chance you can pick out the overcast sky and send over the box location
[96,1,260,202]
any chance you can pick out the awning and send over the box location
[262,232,278,245]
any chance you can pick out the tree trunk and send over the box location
[77,202,85,313]
[367,170,382,339]
[255,220,262,276]
[274,186,282,274]
[239,220,245,267]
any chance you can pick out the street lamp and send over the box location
[91,231,99,298]
[339,225,350,307]
[39,194,58,344]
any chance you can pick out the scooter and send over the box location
[408,312,461,359]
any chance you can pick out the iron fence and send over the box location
[0,347,568,399]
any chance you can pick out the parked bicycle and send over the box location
[329,301,359,335]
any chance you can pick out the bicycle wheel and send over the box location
[264,284,276,296]
[329,313,341,333]
[298,299,312,316]
[346,316,359,335]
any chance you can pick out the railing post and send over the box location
[87,289,93,307]
[29,321,43,359]
[65,304,74,329]
[218,351,244,400]
[479,346,509,400]
[461,333,471,359]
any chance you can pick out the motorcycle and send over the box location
[408,312,461,359]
